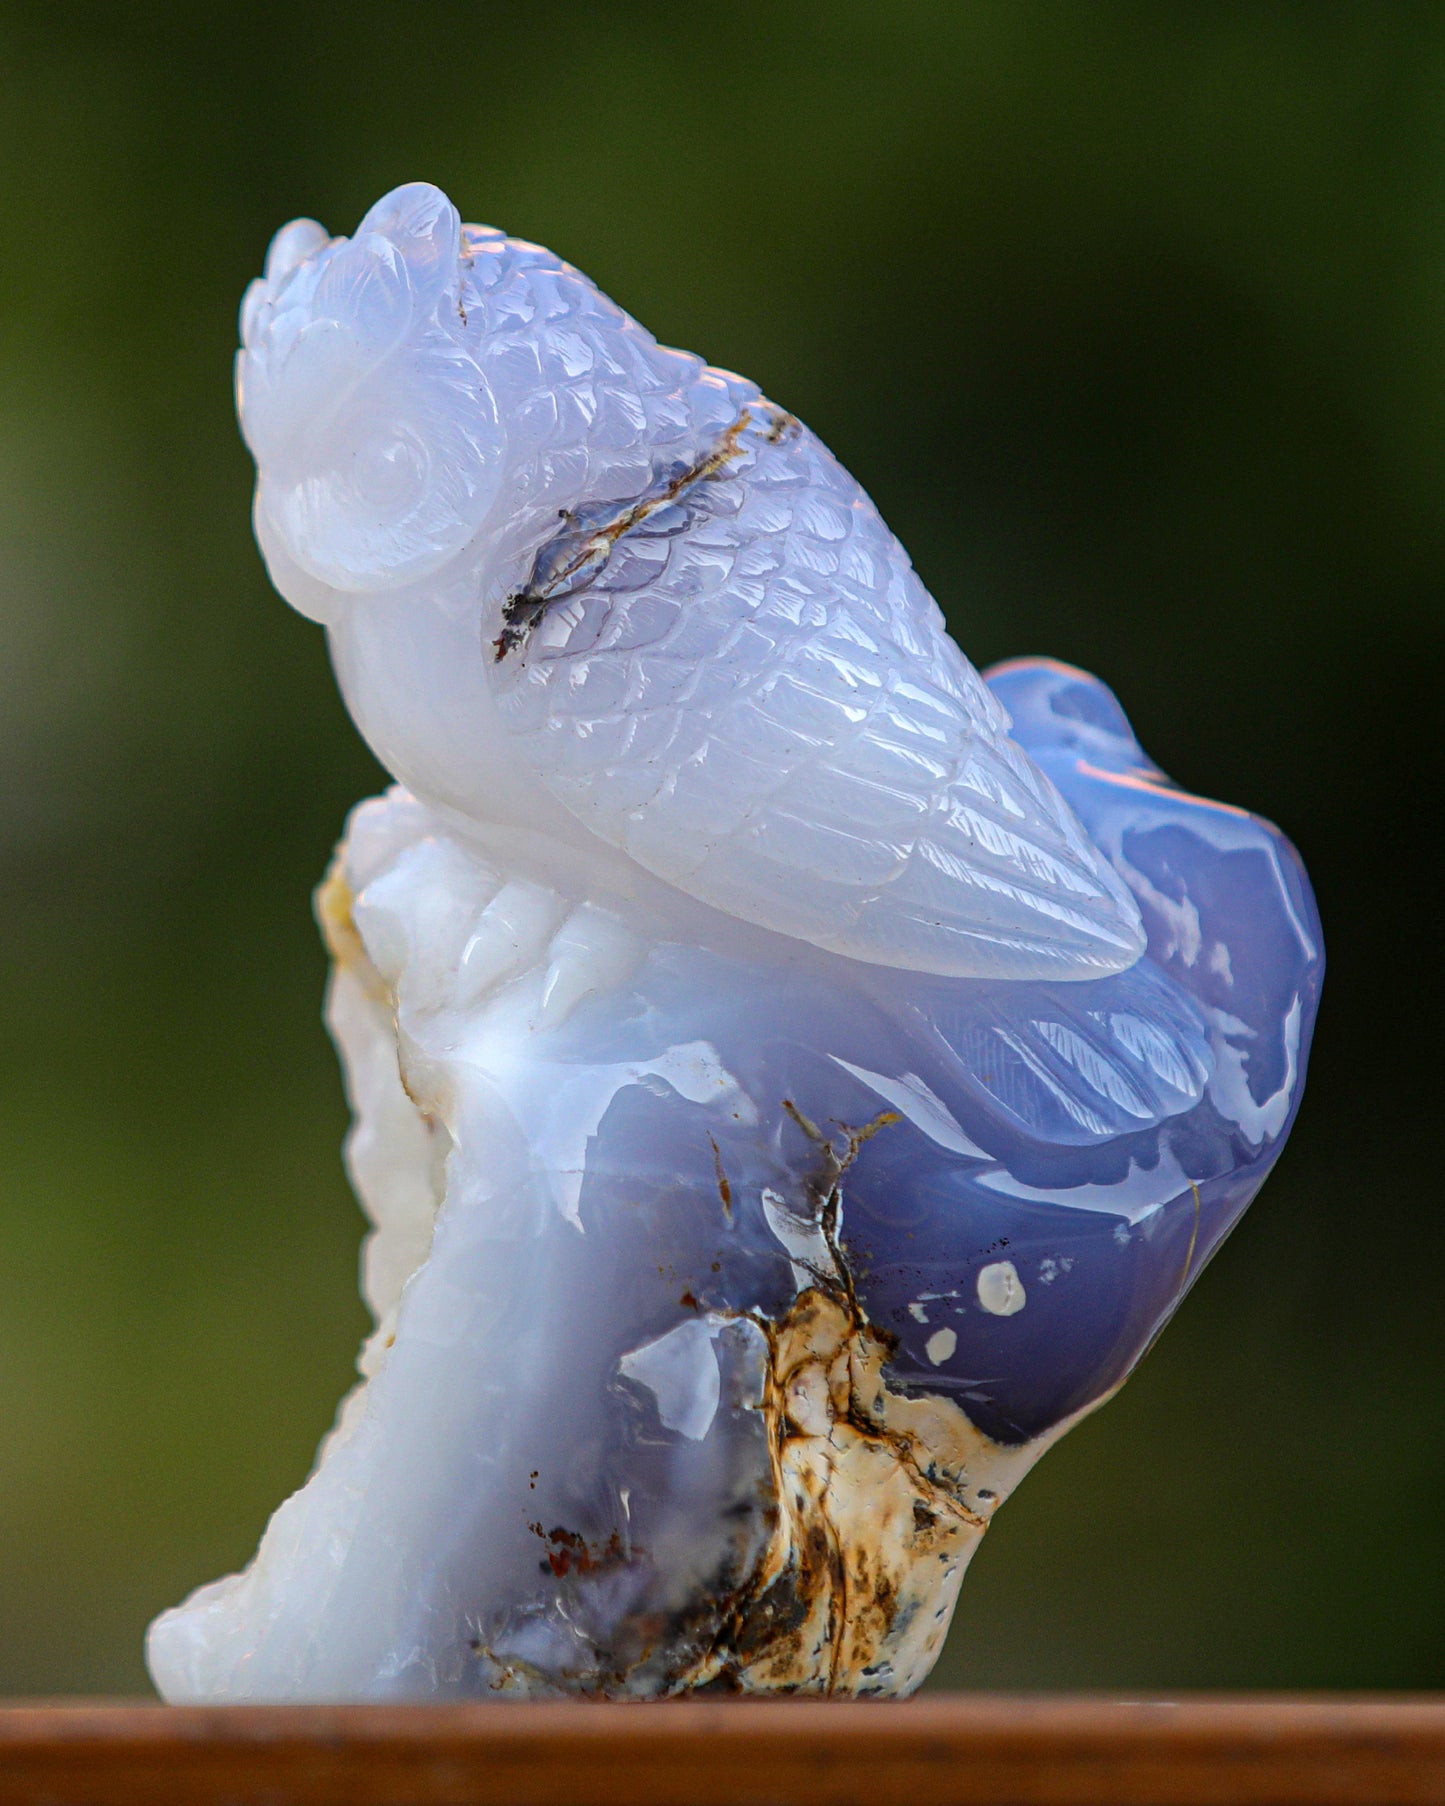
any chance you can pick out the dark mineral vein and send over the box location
[492,400,796,662]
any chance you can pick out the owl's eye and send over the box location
[258,365,505,594]
[350,434,428,515]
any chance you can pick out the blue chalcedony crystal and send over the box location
[514,656,1322,1449]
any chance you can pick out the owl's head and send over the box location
[238,184,504,617]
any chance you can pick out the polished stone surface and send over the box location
[146,185,1321,1703]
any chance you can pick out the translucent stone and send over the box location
[146,186,1322,1702]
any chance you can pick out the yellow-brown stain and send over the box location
[677,1287,1008,1698]
[316,855,396,1007]
[493,399,797,661]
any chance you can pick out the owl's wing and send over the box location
[490,408,1144,981]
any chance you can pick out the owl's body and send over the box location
[146,186,1321,1703]
[244,185,1143,979]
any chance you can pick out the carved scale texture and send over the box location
[457,227,1144,980]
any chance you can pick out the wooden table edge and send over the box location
[1,1694,1443,1805]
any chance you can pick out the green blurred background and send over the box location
[0,1,1440,1695]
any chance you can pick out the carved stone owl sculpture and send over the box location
[147,184,1322,1701]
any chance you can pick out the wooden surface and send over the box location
[0,1697,1443,1806]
